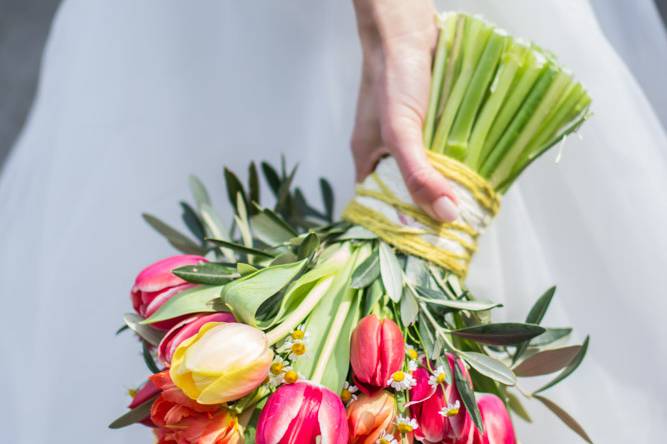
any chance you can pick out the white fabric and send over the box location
[1,1,666,443]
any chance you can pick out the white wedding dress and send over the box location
[1,1,666,443]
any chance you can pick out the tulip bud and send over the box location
[150,371,243,444]
[170,322,273,404]
[350,315,405,392]
[158,312,235,366]
[256,381,348,444]
[347,390,397,444]
[128,379,161,427]
[131,255,207,330]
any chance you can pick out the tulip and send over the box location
[347,390,397,444]
[458,394,516,444]
[409,354,472,443]
[170,322,273,404]
[158,312,235,366]
[149,371,244,444]
[256,381,348,444]
[128,379,161,427]
[350,315,405,393]
[131,254,207,330]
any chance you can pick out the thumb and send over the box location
[387,120,459,222]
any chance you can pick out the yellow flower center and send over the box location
[406,349,418,360]
[378,439,391,444]
[392,371,406,382]
[127,388,137,398]
[444,407,460,417]
[341,389,352,403]
[436,373,447,384]
[291,342,306,356]
[397,423,414,433]
[283,370,299,384]
[270,362,284,375]
[291,330,305,340]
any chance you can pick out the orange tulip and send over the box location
[347,390,398,444]
[149,371,244,444]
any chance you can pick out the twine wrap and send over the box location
[342,151,501,277]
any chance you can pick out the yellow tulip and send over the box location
[170,322,273,404]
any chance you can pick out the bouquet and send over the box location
[111,12,593,444]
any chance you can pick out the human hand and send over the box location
[351,0,458,222]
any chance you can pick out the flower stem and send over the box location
[310,293,355,384]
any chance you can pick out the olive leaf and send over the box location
[223,167,248,213]
[451,323,545,346]
[513,345,582,377]
[506,391,532,423]
[461,351,516,386]
[529,327,572,347]
[379,242,403,303]
[172,263,238,285]
[514,286,556,362]
[180,202,206,243]
[455,362,483,433]
[123,313,164,346]
[206,238,275,258]
[108,396,158,429]
[534,336,590,393]
[400,285,420,326]
[188,174,212,210]
[142,213,205,255]
[351,248,380,289]
[142,285,224,325]
[320,178,334,222]
[534,394,593,443]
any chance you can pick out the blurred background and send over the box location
[1,0,667,169]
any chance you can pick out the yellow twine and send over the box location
[342,153,501,277]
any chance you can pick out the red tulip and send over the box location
[131,255,206,330]
[149,371,243,444]
[256,381,348,444]
[459,394,516,444]
[350,315,405,393]
[157,312,235,366]
[409,354,472,443]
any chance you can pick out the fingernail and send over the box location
[432,196,458,222]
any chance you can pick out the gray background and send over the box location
[1,0,666,169]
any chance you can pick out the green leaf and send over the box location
[108,396,158,429]
[261,161,281,197]
[337,226,377,241]
[404,256,429,287]
[455,362,483,433]
[123,313,164,346]
[351,249,380,289]
[180,202,206,243]
[206,238,275,258]
[535,336,590,393]
[142,213,205,255]
[400,286,420,326]
[418,313,437,357]
[534,395,593,443]
[115,325,129,335]
[199,203,233,260]
[514,286,557,362]
[529,328,572,347]
[172,263,238,285]
[513,345,582,377]
[143,341,161,373]
[297,232,320,260]
[142,285,223,325]
[320,178,334,222]
[224,167,248,212]
[222,259,308,326]
[251,207,297,245]
[379,242,403,303]
[248,162,260,211]
[237,263,258,275]
[451,323,545,346]
[461,352,516,386]
[506,391,532,423]
[416,292,502,312]
[188,175,211,210]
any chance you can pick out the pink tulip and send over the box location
[128,379,161,426]
[460,394,516,444]
[157,312,235,366]
[409,354,472,443]
[131,255,206,330]
[350,315,405,393]
[256,381,349,444]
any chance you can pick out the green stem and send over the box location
[423,23,450,148]
[310,294,354,384]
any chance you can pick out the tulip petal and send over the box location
[476,394,516,444]
[378,318,405,386]
[319,386,349,444]
[257,383,308,444]
[133,255,206,293]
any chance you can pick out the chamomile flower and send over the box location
[428,365,449,387]
[282,369,301,384]
[407,360,419,372]
[405,345,419,361]
[340,381,359,404]
[278,326,310,360]
[268,356,291,387]
[376,432,398,444]
[289,324,310,342]
[439,400,461,417]
[395,416,419,434]
[387,370,417,391]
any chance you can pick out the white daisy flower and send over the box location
[405,345,419,361]
[387,370,417,391]
[269,356,290,387]
[395,416,419,434]
[439,400,461,417]
[341,381,359,404]
[428,365,449,387]
[408,360,419,372]
[376,432,398,444]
